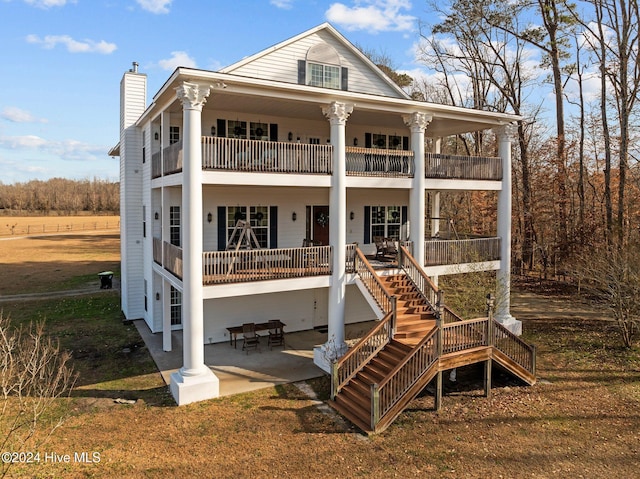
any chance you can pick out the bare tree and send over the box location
[0,313,76,478]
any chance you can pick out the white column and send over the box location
[169,81,219,404]
[162,279,172,351]
[404,112,432,268]
[431,138,442,238]
[494,124,522,335]
[314,101,352,370]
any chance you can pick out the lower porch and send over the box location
[136,319,376,398]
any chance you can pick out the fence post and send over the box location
[331,360,339,400]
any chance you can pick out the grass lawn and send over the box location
[1,231,639,478]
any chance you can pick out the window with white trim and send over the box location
[226,206,269,248]
[370,206,402,240]
[308,63,341,89]
[170,286,182,326]
[169,206,181,247]
[169,126,180,145]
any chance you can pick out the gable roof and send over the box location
[220,22,411,100]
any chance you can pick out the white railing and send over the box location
[163,140,183,175]
[202,246,332,284]
[163,241,183,279]
[425,237,501,266]
[201,137,332,174]
[425,153,502,180]
[345,147,414,177]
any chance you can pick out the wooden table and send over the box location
[226,320,286,348]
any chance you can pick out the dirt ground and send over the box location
[1,230,639,478]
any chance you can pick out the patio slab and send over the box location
[135,320,375,398]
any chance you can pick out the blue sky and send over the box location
[0,0,433,184]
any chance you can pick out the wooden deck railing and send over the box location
[492,320,536,375]
[202,246,332,284]
[345,242,358,273]
[163,241,183,280]
[398,246,439,310]
[345,147,414,177]
[373,329,438,425]
[201,137,333,174]
[331,312,395,400]
[425,152,502,180]
[332,249,397,399]
[442,318,489,353]
[425,237,501,266]
[354,249,396,313]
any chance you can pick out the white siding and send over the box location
[226,30,403,98]
[203,284,376,343]
[119,71,147,320]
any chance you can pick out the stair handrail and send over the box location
[331,310,395,400]
[492,319,536,376]
[372,328,439,426]
[398,245,439,311]
[331,249,397,399]
[354,248,396,314]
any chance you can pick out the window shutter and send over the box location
[341,67,348,91]
[217,206,226,251]
[403,136,409,150]
[269,123,278,142]
[364,206,371,244]
[365,133,372,149]
[269,206,278,248]
[298,60,306,85]
[216,119,226,138]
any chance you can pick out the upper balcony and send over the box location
[151,137,501,183]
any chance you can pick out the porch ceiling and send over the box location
[153,69,517,137]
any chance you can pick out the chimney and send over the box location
[130,61,139,73]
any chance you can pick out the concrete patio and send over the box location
[135,320,376,397]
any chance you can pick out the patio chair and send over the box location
[373,236,386,258]
[384,238,398,257]
[241,323,260,354]
[267,320,285,350]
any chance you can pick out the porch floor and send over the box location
[135,320,377,398]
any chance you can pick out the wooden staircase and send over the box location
[330,247,537,434]
[379,274,436,346]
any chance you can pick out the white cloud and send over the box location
[158,51,198,71]
[1,107,48,124]
[326,0,415,33]
[23,0,74,8]
[26,34,117,54]
[0,135,106,162]
[136,0,172,14]
[270,0,294,9]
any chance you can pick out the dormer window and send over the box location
[298,43,348,91]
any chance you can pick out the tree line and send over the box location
[0,178,119,214]
[367,0,640,346]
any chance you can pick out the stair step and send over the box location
[330,398,372,433]
[341,385,371,411]
[349,377,372,397]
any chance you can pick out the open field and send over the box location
[0,231,120,296]
[0,215,120,237]
[0,229,639,478]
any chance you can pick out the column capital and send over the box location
[175,81,215,111]
[494,123,517,142]
[322,102,354,125]
[403,112,432,132]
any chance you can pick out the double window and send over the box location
[370,206,403,240]
[226,206,270,248]
[308,62,341,89]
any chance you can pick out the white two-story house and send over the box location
[110,23,524,410]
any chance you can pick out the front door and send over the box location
[311,205,330,246]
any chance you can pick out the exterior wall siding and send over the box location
[119,71,147,320]
[226,30,402,98]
